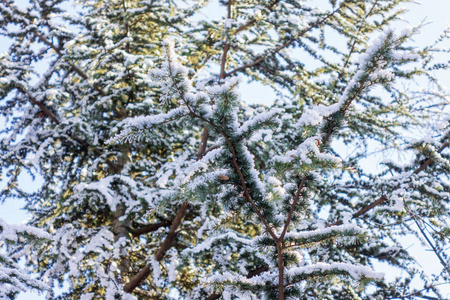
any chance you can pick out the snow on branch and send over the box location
[296,28,420,131]
[106,107,189,145]
[237,108,282,139]
[0,219,51,297]
[329,28,419,110]
[150,40,193,106]
[273,136,341,168]
[286,262,384,282]
[208,77,241,122]
[174,147,226,187]
[72,174,162,212]
[0,253,50,298]
[283,223,364,247]
[184,231,253,255]
[0,218,51,242]
[204,262,383,290]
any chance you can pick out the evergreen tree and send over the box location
[0,219,50,298]
[0,0,449,299]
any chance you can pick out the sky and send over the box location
[1,0,449,299]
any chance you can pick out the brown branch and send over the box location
[131,220,172,237]
[233,19,256,36]
[27,91,60,124]
[279,176,307,241]
[154,203,189,261]
[202,145,220,157]
[219,0,232,80]
[341,185,372,190]
[124,203,189,293]
[276,242,284,300]
[113,203,131,279]
[123,265,151,293]
[414,142,449,174]
[329,141,449,227]
[329,195,388,227]
[220,43,231,80]
[247,265,269,278]
[196,127,210,160]
[205,294,221,300]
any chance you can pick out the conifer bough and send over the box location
[0,0,449,299]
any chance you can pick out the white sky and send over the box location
[0,0,449,299]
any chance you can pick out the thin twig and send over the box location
[231,0,281,36]
[339,0,379,78]
[329,141,449,227]
[410,211,450,277]
[279,176,307,241]
[225,7,341,78]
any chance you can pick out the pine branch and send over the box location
[118,40,282,296]
[279,176,307,241]
[225,6,341,78]
[329,141,449,227]
[339,0,379,77]
[12,83,120,172]
[219,0,232,80]
[106,23,443,298]
[205,265,270,300]
[119,19,239,291]
[130,220,172,237]
[231,0,281,36]
[154,203,189,261]
[123,109,212,294]
[275,30,401,236]
[410,211,450,277]
[0,0,105,96]
[121,31,412,298]
[156,41,279,240]
[0,1,122,175]
[124,202,189,293]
